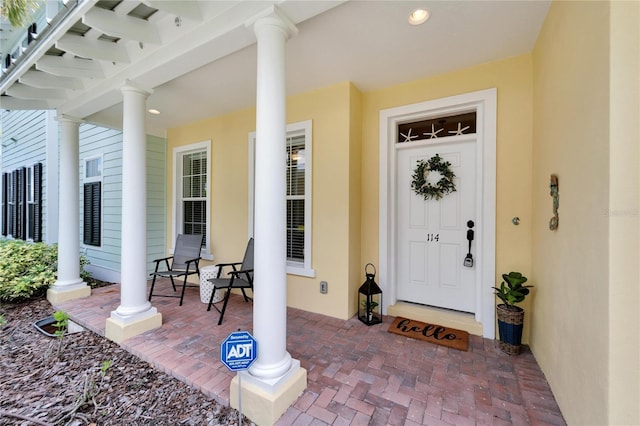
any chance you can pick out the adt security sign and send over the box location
[220,331,257,371]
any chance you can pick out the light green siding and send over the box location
[146,135,167,270]
[1,110,49,240]
[79,124,122,275]
[79,124,167,278]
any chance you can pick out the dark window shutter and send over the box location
[1,173,7,236]
[17,167,27,240]
[83,182,101,246]
[33,163,43,242]
[11,170,18,237]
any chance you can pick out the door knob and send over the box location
[464,220,474,267]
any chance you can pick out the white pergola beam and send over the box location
[56,34,131,64]
[21,70,84,90]
[5,82,68,100]
[36,56,105,79]
[83,7,161,45]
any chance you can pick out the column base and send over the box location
[230,360,307,426]
[47,283,91,304]
[105,309,162,344]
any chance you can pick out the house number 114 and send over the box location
[426,233,440,242]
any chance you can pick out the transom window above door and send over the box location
[397,111,477,143]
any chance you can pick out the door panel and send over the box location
[409,241,428,284]
[397,140,476,313]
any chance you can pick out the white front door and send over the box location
[380,89,497,338]
[396,138,476,313]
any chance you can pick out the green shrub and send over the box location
[0,239,91,302]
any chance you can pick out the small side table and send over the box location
[199,265,223,304]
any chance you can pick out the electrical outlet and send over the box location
[320,281,328,294]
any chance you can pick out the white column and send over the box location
[249,9,298,382]
[111,83,155,319]
[45,110,59,244]
[47,115,90,304]
[106,82,161,343]
[52,115,84,289]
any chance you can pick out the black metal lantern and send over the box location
[358,263,382,325]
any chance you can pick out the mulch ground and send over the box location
[0,295,251,426]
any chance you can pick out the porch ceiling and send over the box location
[0,0,550,137]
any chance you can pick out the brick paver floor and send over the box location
[56,282,565,425]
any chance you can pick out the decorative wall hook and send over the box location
[549,174,559,230]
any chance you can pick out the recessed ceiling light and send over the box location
[148,109,160,115]
[408,8,429,26]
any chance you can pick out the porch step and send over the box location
[387,302,483,336]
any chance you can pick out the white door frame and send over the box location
[379,88,497,338]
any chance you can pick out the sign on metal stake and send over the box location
[220,331,258,426]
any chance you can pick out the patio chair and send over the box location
[207,238,254,325]
[148,234,203,306]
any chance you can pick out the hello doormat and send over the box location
[388,317,469,352]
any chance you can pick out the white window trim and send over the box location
[248,120,315,277]
[172,140,212,260]
[81,154,103,249]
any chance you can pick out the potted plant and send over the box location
[493,271,532,355]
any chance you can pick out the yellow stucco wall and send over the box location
[167,83,358,319]
[167,108,255,263]
[286,83,355,318]
[530,1,639,424]
[360,54,534,340]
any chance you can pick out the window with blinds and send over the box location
[286,135,306,263]
[248,120,314,277]
[182,151,207,241]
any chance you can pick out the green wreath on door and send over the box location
[411,154,456,200]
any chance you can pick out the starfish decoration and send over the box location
[448,122,470,136]
[423,124,443,139]
[400,128,419,143]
